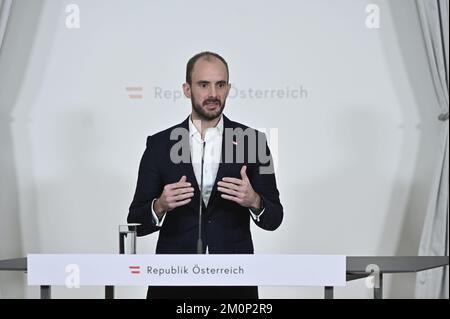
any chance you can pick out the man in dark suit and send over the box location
[128,51,283,299]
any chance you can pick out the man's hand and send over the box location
[217,165,261,209]
[154,175,194,218]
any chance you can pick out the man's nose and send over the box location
[208,86,218,98]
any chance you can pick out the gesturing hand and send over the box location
[217,165,261,210]
[154,175,194,217]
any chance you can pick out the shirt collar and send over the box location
[189,115,224,140]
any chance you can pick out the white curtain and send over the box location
[415,0,449,299]
[0,0,12,300]
[0,0,12,52]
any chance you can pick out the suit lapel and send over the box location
[173,116,201,196]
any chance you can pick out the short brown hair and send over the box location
[186,51,229,85]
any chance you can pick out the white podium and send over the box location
[0,255,448,299]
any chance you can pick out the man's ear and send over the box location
[182,83,191,98]
[225,83,232,97]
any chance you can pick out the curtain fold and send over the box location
[0,0,12,53]
[415,0,449,299]
[0,0,13,300]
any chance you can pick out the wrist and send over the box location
[250,194,262,210]
[153,198,166,217]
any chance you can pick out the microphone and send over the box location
[197,140,206,254]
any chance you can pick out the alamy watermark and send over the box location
[169,125,279,175]
[365,4,380,29]
[65,4,80,29]
[365,264,380,289]
[65,264,80,288]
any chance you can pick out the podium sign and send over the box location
[27,254,346,287]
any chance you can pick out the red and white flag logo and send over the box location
[129,266,141,275]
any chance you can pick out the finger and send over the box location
[240,165,249,181]
[176,175,188,187]
[172,187,195,196]
[217,186,241,197]
[171,192,194,201]
[221,177,244,185]
[221,194,243,204]
[217,181,241,191]
[172,198,192,208]
[171,181,192,190]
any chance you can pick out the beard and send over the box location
[191,95,226,121]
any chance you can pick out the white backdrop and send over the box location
[0,0,443,298]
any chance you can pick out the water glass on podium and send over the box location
[119,224,140,254]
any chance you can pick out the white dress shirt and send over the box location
[190,115,223,207]
[151,115,264,226]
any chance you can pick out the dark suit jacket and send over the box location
[128,114,283,299]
